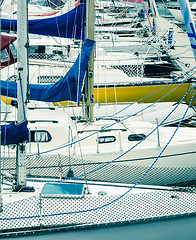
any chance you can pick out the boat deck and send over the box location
[0,179,196,237]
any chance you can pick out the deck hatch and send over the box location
[41,183,85,198]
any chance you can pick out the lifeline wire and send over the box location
[27,66,196,156]
[2,88,195,221]
[26,84,195,183]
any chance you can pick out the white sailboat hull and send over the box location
[75,141,196,185]
[1,104,196,186]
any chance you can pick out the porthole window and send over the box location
[128,134,146,141]
[98,136,116,144]
[30,130,52,142]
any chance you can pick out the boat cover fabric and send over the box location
[1,38,95,105]
[1,35,17,51]
[1,3,86,40]
[1,120,29,145]
[1,34,17,69]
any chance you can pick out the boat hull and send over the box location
[57,82,196,106]
[2,143,195,186]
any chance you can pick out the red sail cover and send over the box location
[0,34,17,69]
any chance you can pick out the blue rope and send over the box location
[26,84,192,182]
[65,87,195,180]
[1,90,195,222]
[25,86,195,183]
[27,68,196,157]
[26,86,194,182]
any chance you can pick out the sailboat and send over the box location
[1,0,196,107]
[1,0,196,238]
[1,0,196,182]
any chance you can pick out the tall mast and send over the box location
[85,0,95,122]
[14,0,28,190]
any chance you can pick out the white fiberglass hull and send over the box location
[1,104,196,186]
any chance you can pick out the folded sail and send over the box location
[1,38,95,105]
[1,120,29,145]
[1,4,86,39]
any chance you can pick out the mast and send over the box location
[14,0,28,191]
[149,0,160,38]
[85,0,95,122]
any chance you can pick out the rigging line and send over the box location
[47,0,59,9]
[50,1,74,71]
[77,3,85,105]
[4,90,195,222]
[53,6,65,66]
[104,79,194,122]
[64,86,194,181]
[8,89,192,223]
[61,3,84,107]
[27,86,194,183]
[27,70,196,157]
[72,114,91,189]
[68,89,196,216]
[73,3,84,41]
[2,3,15,146]
[127,40,151,60]
[170,48,194,58]
[109,69,196,118]
[67,126,73,177]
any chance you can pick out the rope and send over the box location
[1,89,195,221]
[26,85,195,182]
[27,67,196,156]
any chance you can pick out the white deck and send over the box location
[0,179,196,236]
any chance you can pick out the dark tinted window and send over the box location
[128,134,146,141]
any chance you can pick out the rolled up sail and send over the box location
[1,3,86,40]
[1,120,29,145]
[1,38,95,105]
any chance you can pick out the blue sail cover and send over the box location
[1,38,95,105]
[1,120,29,145]
[1,3,86,39]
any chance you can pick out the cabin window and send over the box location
[30,130,52,142]
[98,136,116,144]
[1,49,10,62]
[38,45,46,54]
[128,134,146,141]
[103,35,110,39]
[53,50,63,55]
